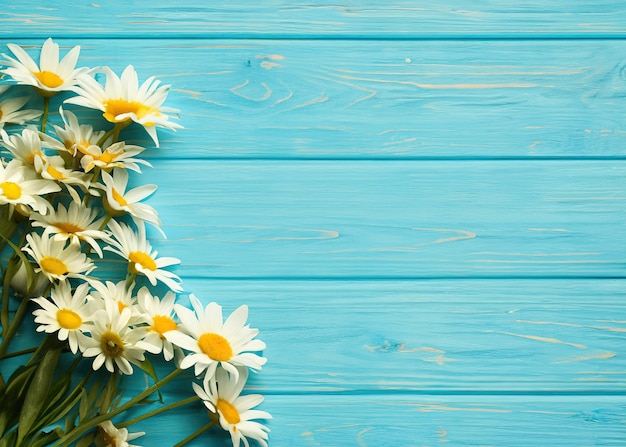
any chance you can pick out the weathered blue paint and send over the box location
[1,1,625,446]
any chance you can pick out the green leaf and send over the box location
[136,357,163,402]
[17,344,62,444]
[74,432,96,447]
[0,364,37,437]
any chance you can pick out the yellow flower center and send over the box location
[34,70,64,88]
[0,182,22,200]
[0,108,3,120]
[129,251,157,271]
[117,301,128,313]
[151,315,177,337]
[39,256,68,276]
[111,188,128,207]
[217,399,241,425]
[45,164,66,180]
[100,331,125,357]
[103,99,158,123]
[198,333,233,361]
[56,309,82,330]
[56,222,85,235]
[25,150,44,166]
[98,151,119,164]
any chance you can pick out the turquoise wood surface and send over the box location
[2,1,626,446]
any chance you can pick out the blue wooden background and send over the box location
[2,1,626,446]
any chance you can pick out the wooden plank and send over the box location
[2,2,626,38]
[3,39,626,158]
[130,160,626,278]
[124,394,626,446]
[167,278,626,394]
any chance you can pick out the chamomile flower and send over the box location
[33,154,91,201]
[32,281,93,353]
[67,65,182,147]
[105,219,182,293]
[135,287,178,361]
[193,367,271,447]
[166,295,266,383]
[90,279,142,324]
[30,201,109,257]
[23,232,95,282]
[0,158,60,214]
[0,85,42,131]
[1,127,46,169]
[101,168,161,229]
[81,140,150,174]
[1,38,86,96]
[95,421,144,447]
[81,300,145,375]
[42,108,106,158]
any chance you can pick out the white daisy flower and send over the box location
[95,420,144,447]
[66,65,182,147]
[81,300,145,375]
[23,232,95,282]
[80,140,150,174]
[0,38,87,96]
[0,158,60,214]
[42,108,106,158]
[193,367,271,447]
[0,85,42,130]
[31,281,93,353]
[30,201,109,257]
[135,287,179,361]
[105,219,182,293]
[33,154,92,202]
[89,279,142,324]
[1,127,46,170]
[166,295,266,383]
[100,168,161,229]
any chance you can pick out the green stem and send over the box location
[52,368,185,447]
[0,292,31,358]
[172,422,214,447]
[117,395,200,429]
[41,97,50,133]
[0,346,37,361]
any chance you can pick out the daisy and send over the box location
[0,158,60,214]
[66,65,182,147]
[193,367,271,447]
[0,38,86,96]
[135,286,178,361]
[30,200,109,257]
[165,295,266,384]
[80,140,150,174]
[95,420,144,447]
[105,219,182,293]
[0,85,42,133]
[89,279,142,324]
[42,108,106,158]
[23,232,95,282]
[100,168,161,229]
[81,300,145,375]
[31,281,93,353]
[1,127,46,169]
[33,154,92,202]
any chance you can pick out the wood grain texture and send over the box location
[1,2,625,446]
[167,278,626,394]
[4,38,626,158]
[121,394,626,446]
[136,160,625,278]
[2,2,626,38]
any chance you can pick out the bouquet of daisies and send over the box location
[0,39,271,447]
